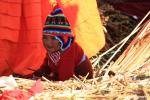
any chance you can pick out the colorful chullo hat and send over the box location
[43,6,74,51]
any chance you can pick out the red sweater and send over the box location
[36,42,84,81]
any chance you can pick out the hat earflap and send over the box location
[55,36,74,51]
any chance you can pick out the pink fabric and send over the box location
[0,79,42,100]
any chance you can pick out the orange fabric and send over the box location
[0,0,52,75]
[0,0,105,75]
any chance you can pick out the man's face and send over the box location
[43,35,61,53]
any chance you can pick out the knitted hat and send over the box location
[43,7,73,37]
[43,6,74,51]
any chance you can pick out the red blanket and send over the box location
[113,1,150,20]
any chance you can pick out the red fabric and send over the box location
[0,89,30,100]
[113,1,150,20]
[47,42,84,81]
[0,79,42,100]
[0,0,53,75]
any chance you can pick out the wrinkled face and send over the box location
[43,35,61,53]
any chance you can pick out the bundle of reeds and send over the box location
[92,11,150,77]
[109,18,150,75]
